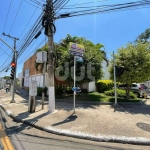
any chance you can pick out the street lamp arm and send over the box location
[0,38,15,52]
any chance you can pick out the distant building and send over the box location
[18,72,23,87]
[101,60,110,80]
[22,52,110,93]
[0,77,6,89]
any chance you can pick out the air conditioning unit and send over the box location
[36,51,47,63]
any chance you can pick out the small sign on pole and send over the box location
[76,56,84,62]
[68,43,85,113]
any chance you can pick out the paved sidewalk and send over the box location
[0,89,150,144]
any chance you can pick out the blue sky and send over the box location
[0,0,150,77]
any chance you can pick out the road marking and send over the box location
[0,124,14,150]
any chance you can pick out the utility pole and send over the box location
[2,33,19,103]
[42,0,56,113]
[113,51,117,106]
[42,61,46,109]
[73,56,76,113]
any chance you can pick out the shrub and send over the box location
[97,80,114,93]
[37,87,47,96]
[55,85,64,95]
[37,87,42,96]
[104,89,137,99]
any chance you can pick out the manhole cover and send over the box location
[136,122,150,132]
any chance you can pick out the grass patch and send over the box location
[56,92,142,103]
[87,92,141,102]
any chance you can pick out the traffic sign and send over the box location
[76,56,84,62]
[69,42,85,56]
[72,87,81,92]
[69,50,83,56]
[72,87,77,92]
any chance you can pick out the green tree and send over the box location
[35,34,108,84]
[136,28,150,43]
[4,76,10,80]
[55,34,107,84]
[109,42,150,100]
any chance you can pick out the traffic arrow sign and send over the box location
[72,87,77,92]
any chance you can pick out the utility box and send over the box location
[29,81,37,96]
[28,81,37,113]
[36,51,47,63]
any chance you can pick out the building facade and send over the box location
[22,53,110,92]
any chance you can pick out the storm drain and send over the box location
[136,122,150,132]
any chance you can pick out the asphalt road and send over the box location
[0,108,150,150]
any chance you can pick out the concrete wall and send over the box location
[0,78,6,89]
[88,81,96,92]
[102,60,110,80]
[23,54,42,77]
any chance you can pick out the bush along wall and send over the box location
[104,89,137,99]
[55,85,64,95]
[96,80,114,93]
[37,87,47,96]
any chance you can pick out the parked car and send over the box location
[117,83,149,98]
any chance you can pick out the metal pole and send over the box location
[11,40,17,103]
[0,38,14,52]
[113,51,117,105]
[74,56,76,113]
[42,61,46,109]
[2,78,4,89]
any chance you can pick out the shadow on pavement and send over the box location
[52,112,77,126]
[14,88,150,115]
[15,110,50,126]
[114,102,150,115]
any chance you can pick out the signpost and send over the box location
[69,42,85,113]
[76,56,84,62]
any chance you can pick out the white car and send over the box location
[117,83,149,97]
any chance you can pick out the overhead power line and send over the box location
[9,0,24,34]
[54,0,69,15]
[23,0,42,9]
[0,47,12,58]
[63,0,107,8]
[1,0,150,73]
[56,0,150,18]
[17,13,43,57]
[2,0,13,35]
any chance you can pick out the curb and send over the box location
[0,105,150,145]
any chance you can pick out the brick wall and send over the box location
[23,54,42,77]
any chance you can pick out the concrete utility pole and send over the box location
[1,33,19,103]
[11,46,18,103]
[42,61,46,109]
[42,0,56,113]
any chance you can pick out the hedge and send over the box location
[37,87,47,96]
[104,89,137,99]
[97,80,114,93]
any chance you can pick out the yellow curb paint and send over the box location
[0,124,14,150]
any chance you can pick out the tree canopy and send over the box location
[35,34,108,84]
[55,34,107,84]
[109,42,150,99]
[136,28,150,43]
